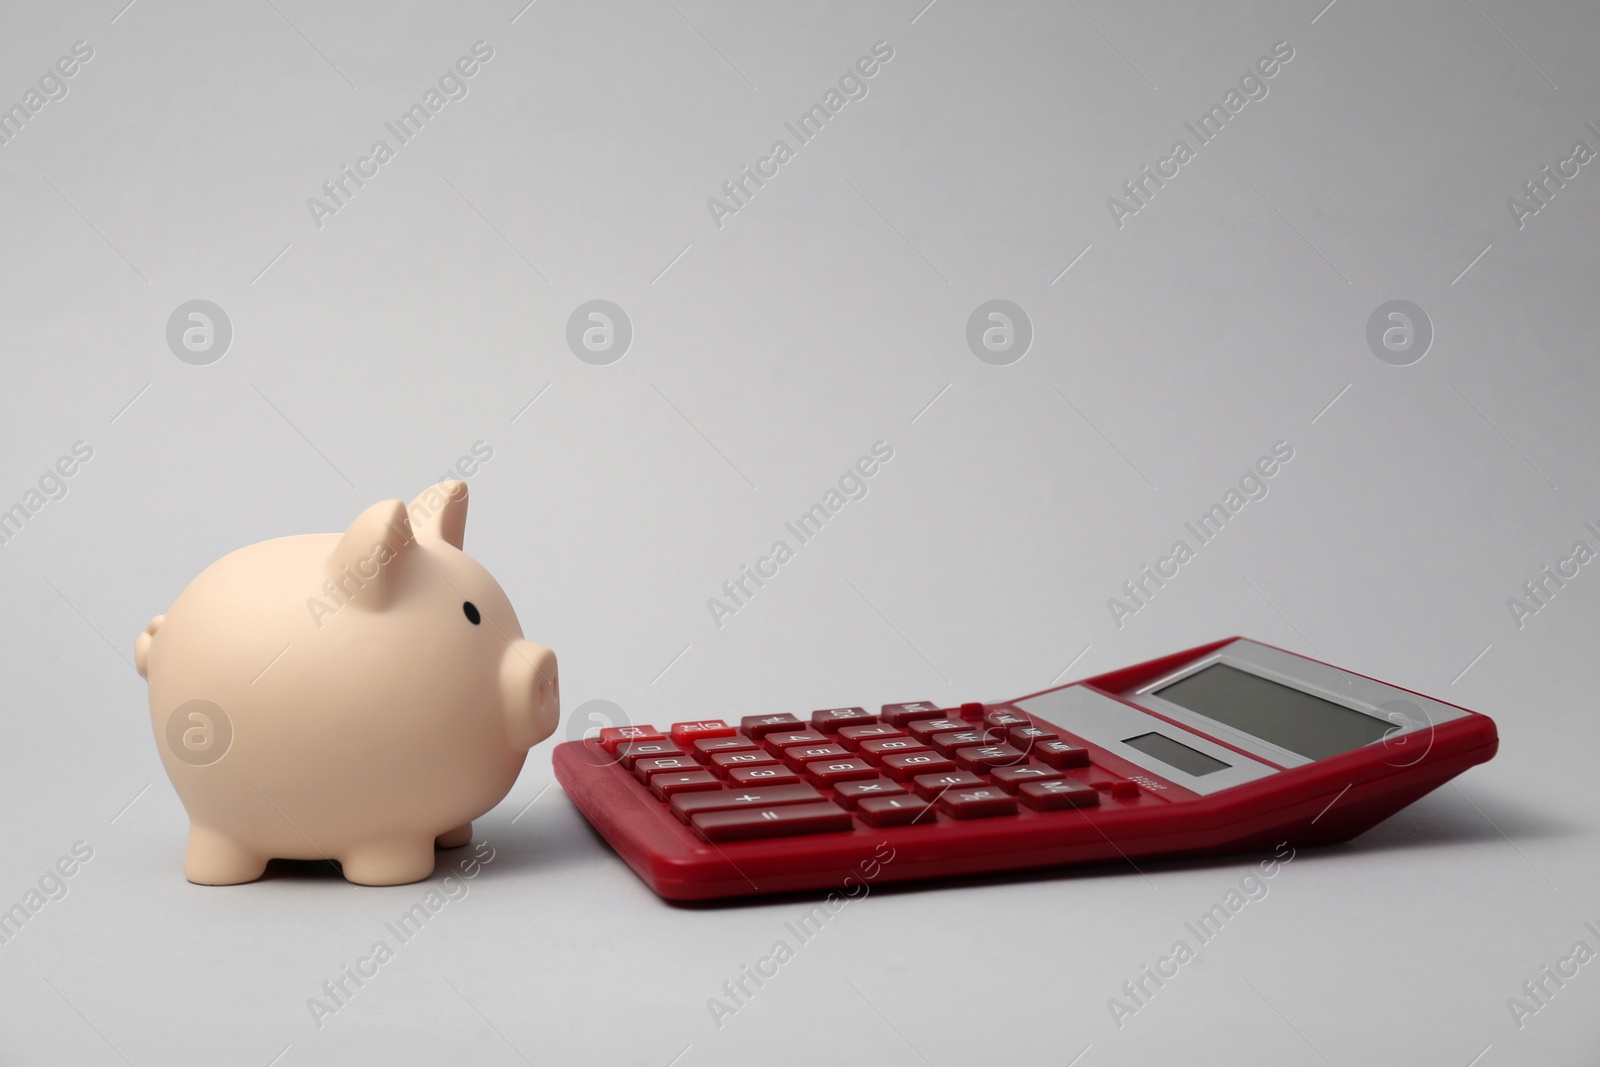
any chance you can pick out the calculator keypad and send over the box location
[620,701,1134,842]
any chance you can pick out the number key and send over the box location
[857,736,928,764]
[727,764,800,786]
[782,743,851,769]
[837,724,903,750]
[881,751,957,781]
[632,755,699,782]
[802,757,878,787]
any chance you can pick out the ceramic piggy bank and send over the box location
[134,481,559,886]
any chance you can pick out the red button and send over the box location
[649,769,722,800]
[936,785,1018,820]
[856,794,938,827]
[983,709,1030,731]
[632,755,699,782]
[692,734,757,759]
[911,769,985,799]
[708,750,780,777]
[727,764,800,786]
[802,757,878,787]
[831,778,906,809]
[599,725,663,753]
[670,720,735,746]
[881,751,957,781]
[837,724,904,750]
[763,730,830,753]
[811,707,875,732]
[930,729,998,756]
[1007,725,1058,749]
[670,782,824,819]
[958,702,987,720]
[691,800,853,842]
[782,743,852,769]
[907,718,968,741]
[1034,740,1091,769]
[857,737,928,764]
[740,713,803,738]
[990,763,1066,793]
[954,744,1028,772]
[1110,780,1141,800]
[614,740,684,769]
[1018,778,1100,810]
[881,702,946,727]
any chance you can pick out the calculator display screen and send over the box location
[1154,663,1393,761]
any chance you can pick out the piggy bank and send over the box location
[134,481,559,886]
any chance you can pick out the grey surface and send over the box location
[0,0,1596,1063]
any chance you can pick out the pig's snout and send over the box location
[501,640,559,751]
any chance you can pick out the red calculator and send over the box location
[552,638,1499,901]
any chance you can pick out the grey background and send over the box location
[0,0,1596,1063]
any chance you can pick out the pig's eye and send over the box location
[462,601,481,625]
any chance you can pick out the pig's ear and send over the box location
[408,480,467,550]
[329,499,414,611]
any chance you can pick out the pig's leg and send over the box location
[435,822,472,849]
[185,824,268,885]
[339,837,436,886]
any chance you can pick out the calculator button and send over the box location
[763,730,830,752]
[990,763,1066,792]
[691,800,853,842]
[599,725,663,753]
[811,707,875,732]
[727,764,801,786]
[930,729,998,756]
[958,702,987,720]
[881,751,957,781]
[782,743,852,769]
[837,724,904,749]
[615,741,684,769]
[1007,725,1059,749]
[632,755,700,782]
[708,750,780,776]
[937,786,1018,819]
[856,794,939,827]
[649,769,722,800]
[1110,780,1142,800]
[911,769,985,800]
[802,757,878,787]
[1034,740,1091,769]
[857,737,928,763]
[741,713,804,738]
[831,778,906,809]
[692,734,757,759]
[1018,778,1099,810]
[983,709,1031,731]
[881,702,945,727]
[954,744,1028,772]
[670,720,735,745]
[670,782,824,819]
[907,718,968,741]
